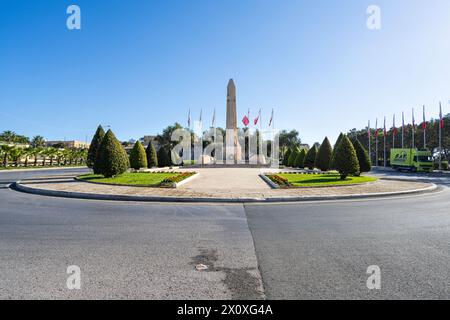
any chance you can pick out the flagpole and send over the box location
[392,114,395,148]
[384,116,387,167]
[412,108,415,149]
[423,105,426,150]
[375,118,378,166]
[368,120,371,163]
[439,102,443,170]
[402,111,405,149]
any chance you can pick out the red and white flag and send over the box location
[440,102,444,129]
[422,105,427,130]
[269,109,274,127]
[254,109,261,126]
[242,109,250,126]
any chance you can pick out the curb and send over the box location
[173,172,200,188]
[11,180,438,204]
[259,174,280,189]
[0,166,87,173]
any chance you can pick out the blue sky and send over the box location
[1,0,450,145]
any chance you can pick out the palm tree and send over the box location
[31,135,46,148]
[0,131,17,143]
[31,147,43,167]
[0,144,16,167]
[9,147,25,167]
[44,147,58,166]
[22,147,34,167]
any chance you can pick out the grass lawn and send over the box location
[77,172,182,187]
[275,173,377,187]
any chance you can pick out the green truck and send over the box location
[390,148,434,172]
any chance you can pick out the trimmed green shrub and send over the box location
[129,141,147,170]
[157,147,172,167]
[334,135,360,180]
[287,148,299,167]
[352,139,371,174]
[330,133,344,169]
[315,137,333,171]
[304,146,318,170]
[93,129,129,178]
[146,141,158,168]
[87,125,105,171]
[295,148,307,168]
[283,149,292,166]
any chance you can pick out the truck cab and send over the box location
[390,148,434,173]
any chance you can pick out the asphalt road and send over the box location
[0,168,449,299]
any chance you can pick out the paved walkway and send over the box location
[180,168,270,191]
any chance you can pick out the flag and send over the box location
[422,105,427,130]
[254,109,261,126]
[383,117,387,137]
[439,102,444,129]
[269,109,274,127]
[242,109,250,126]
[188,109,191,127]
[412,108,416,130]
[199,109,203,123]
[367,120,371,138]
[212,108,216,127]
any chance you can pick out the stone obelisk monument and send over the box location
[226,79,242,162]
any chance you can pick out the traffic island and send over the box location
[11,170,437,203]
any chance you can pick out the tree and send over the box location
[94,129,129,178]
[129,141,148,170]
[0,145,15,167]
[156,123,184,150]
[0,131,17,143]
[87,125,105,170]
[304,146,318,170]
[287,148,299,167]
[315,137,333,171]
[146,141,158,168]
[295,148,307,168]
[352,139,371,174]
[278,130,302,155]
[282,148,291,166]
[10,147,25,167]
[157,147,172,168]
[31,135,46,148]
[334,135,360,179]
[331,133,344,169]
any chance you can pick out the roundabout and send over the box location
[1,167,449,299]
[11,167,436,203]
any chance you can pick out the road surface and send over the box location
[0,168,449,299]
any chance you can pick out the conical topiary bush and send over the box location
[334,135,360,179]
[352,139,371,175]
[304,146,318,170]
[315,137,333,171]
[87,125,105,171]
[295,148,307,168]
[157,147,172,168]
[93,129,129,178]
[146,141,158,168]
[129,141,147,170]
